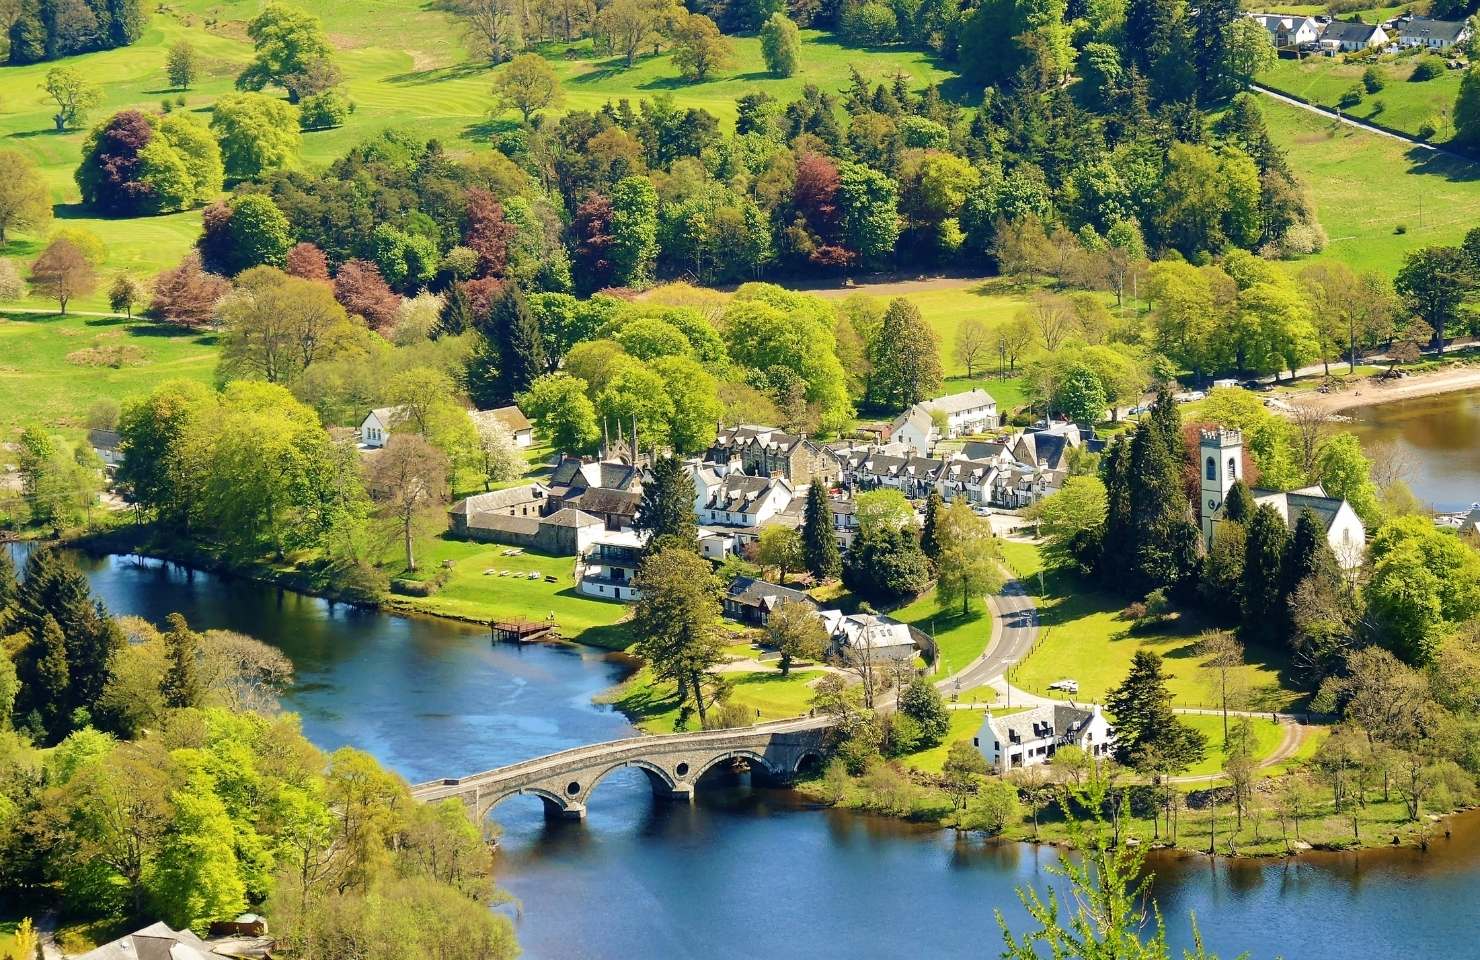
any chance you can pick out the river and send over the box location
[53,551,1480,959]
[1347,388,1480,513]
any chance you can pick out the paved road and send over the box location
[935,578,1038,698]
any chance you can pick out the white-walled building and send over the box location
[1398,16,1470,49]
[921,389,998,438]
[974,704,1115,773]
[1249,12,1321,48]
[1199,427,1366,569]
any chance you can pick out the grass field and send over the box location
[1000,541,1305,712]
[0,310,216,435]
[1265,96,1480,274]
[894,585,993,678]
[0,0,954,308]
[608,662,827,732]
[1175,713,1284,780]
[1259,53,1461,141]
[906,708,987,773]
[385,535,633,648]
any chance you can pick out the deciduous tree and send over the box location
[367,434,450,572]
[632,544,725,726]
[492,52,563,122]
[0,150,52,243]
[767,599,827,676]
[30,237,98,314]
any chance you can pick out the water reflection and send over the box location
[1348,389,1480,512]
[39,549,1480,960]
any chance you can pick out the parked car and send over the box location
[1048,679,1079,694]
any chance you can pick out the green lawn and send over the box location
[906,708,986,773]
[608,663,828,732]
[1266,96,1480,275]
[0,311,216,437]
[894,586,993,679]
[1259,53,1461,142]
[1003,542,1304,712]
[0,1,955,307]
[385,535,633,649]
[1174,713,1284,780]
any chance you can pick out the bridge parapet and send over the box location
[412,719,830,820]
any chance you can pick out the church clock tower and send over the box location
[1199,428,1243,545]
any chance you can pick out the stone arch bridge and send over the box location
[411,718,830,820]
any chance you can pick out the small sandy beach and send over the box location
[1290,364,1480,414]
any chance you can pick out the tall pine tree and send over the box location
[467,282,546,408]
[920,489,945,564]
[1125,389,1199,596]
[801,482,841,581]
[1241,503,1288,646]
[30,615,69,740]
[161,612,203,709]
[635,456,697,553]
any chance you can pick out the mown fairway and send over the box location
[0,0,953,308]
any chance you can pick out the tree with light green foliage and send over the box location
[519,373,600,454]
[493,53,563,123]
[236,2,335,102]
[609,176,659,287]
[759,12,801,77]
[149,766,247,932]
[211,93,301,179]
[934,499,1003,616]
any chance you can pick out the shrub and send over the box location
[1338,84,1363,109]
[1411,55,1446,81]
[839,1,898,44]
[1418,114,1445,139]
[1395,223,1408,234]
[1363,65,1385,92]
[298,90,351,130]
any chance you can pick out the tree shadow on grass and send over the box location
[462,116,522,142]
[385,60,491,85]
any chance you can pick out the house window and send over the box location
[973,737,979,747]
[1228,456,1237,478]
[1205,456,1216,481]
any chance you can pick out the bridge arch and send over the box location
[693,749,782,784]
[581,759,681,800]
[478,785,572,821]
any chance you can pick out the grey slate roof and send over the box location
[76,922,213,960]
[1402,16,1467,42]
[1322,19,1382,43]
[726,576,816,611]
[989,704,1097,746]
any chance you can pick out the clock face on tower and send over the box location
[1208,498,1218,511]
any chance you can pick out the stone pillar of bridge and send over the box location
[560,802,588,820]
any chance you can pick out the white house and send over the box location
[1249,12,1322,48]
[699,474,795,528]
[575,528,646,601]
[359,405,401,448]
[974,704,1115,773]
[88,428,123,467]
[1319,19,1389,52]
[471,405,534,447]
[1199,427,1366,569]
[920,389,998,438]
[887,406,936,454]
[1398,16,1470,49]
[819,610,922,662]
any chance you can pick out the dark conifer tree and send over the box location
[920,489,945,564]
[1222,479,1253,524]
[802,482,841,581]
[31,615,69,740]
[1241,504,1289,645]
[161,612,202,709]
[1126,389,1198,594]
[487,282,545,406]
[635,456,697,553]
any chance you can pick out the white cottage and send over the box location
[921,389,998,438]
[974,704,1115,773]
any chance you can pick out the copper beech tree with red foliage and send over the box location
[284,242,330,281]
[149,253,231,327]
[332,258,401,333]
[462,187,514,278]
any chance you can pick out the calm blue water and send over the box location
[53,550,1480,960]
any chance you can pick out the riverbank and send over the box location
[1294,362,1480,414]
[795,765,1474,860]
